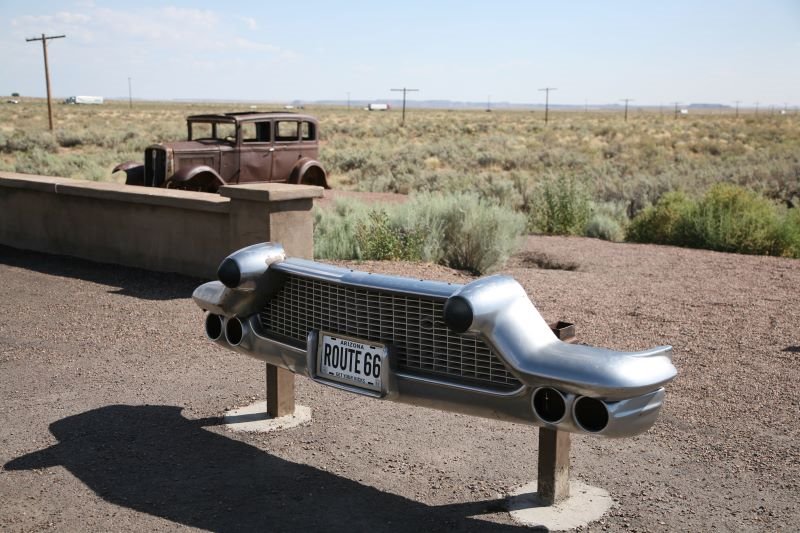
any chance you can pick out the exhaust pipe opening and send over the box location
[573,396,609,433]
[205,314,224,341]
[225,317,244,346]
[532,387,567,424]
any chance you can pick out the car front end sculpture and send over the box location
[193,243,677,437]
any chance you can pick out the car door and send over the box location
[271,119,303,182]
[238,120,273,183]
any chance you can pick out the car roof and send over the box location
[186,112,317,123]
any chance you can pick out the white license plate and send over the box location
[317,332,386,393]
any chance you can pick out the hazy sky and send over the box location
[2,0,799,106]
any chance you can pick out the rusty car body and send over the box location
[114,112,328,192]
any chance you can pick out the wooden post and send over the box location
[537,427,571,505]
[535,320,577,505]
[25,33,65,132]
[220,183,323,420]
[266,364,295,417]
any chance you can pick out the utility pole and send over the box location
[390,87,419,126]
[673,102,681,119]
[754,101,760,115]
[347,92,351,111]
[620,98,634,121]
[26,33,66,131]
[487,95,491,112]
[733,100,740,117]
[128,77,133,109]
[539,87,556,125]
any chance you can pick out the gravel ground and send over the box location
[1,236,798,532]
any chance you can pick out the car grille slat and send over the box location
[259,273,522,391]
[144,147,167,187]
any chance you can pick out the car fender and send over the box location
[113,161,145,186]
[167,165,225,191]
[291,158,329,188]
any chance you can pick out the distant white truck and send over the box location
[64,95,104,105]
[366,103,390,111]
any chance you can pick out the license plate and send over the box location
[317,332,386,393]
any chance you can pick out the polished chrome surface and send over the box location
[270,259,461,299]
[191,241,678,437]
[449,275,677,400]
[218,242,285,290]
[259,270,521,391]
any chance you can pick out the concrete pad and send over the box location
[224,401,311,433]
[507,480,613,531]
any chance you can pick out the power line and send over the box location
[390,87,419,126]
[538,87,557,125]
[620,98,634,122]
[25,33,66,131]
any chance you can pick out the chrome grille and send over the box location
[259,274,521,391]
[144,147,167,187]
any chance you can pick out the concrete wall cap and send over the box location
[219,183,324,203]
[0,173,74,192]
[0,173,230,213]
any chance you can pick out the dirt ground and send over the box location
[1,236,798,532]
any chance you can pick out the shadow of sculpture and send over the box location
[0,245,202,300]
[5,405,523,532]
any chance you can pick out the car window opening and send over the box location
[243,122,271,143]
[276,121,299,142]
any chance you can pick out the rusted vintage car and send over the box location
[114,112,328,192]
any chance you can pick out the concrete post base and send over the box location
[223,401,311,433]
[507,480,613,531]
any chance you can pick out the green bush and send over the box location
[777,208,800,257]
[585,213,625,241]
[313,193,526,274]
[313,199,370,260]
[626,184,800,257]
[626,191,693,245]
[527,176,591,235]
[680,183,781,255]
[355,210,424,261]
[2,130,58,154]
[398,193,526,274]
[585,201,628,241]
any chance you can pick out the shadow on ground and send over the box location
[4,405,523,532]
[0,245,202,300]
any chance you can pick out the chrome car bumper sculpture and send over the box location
[193,243,677,438]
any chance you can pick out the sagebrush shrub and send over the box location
[313,193,525,274]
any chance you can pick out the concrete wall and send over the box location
[0,172,322,278]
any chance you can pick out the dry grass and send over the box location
[2,97,799,216]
